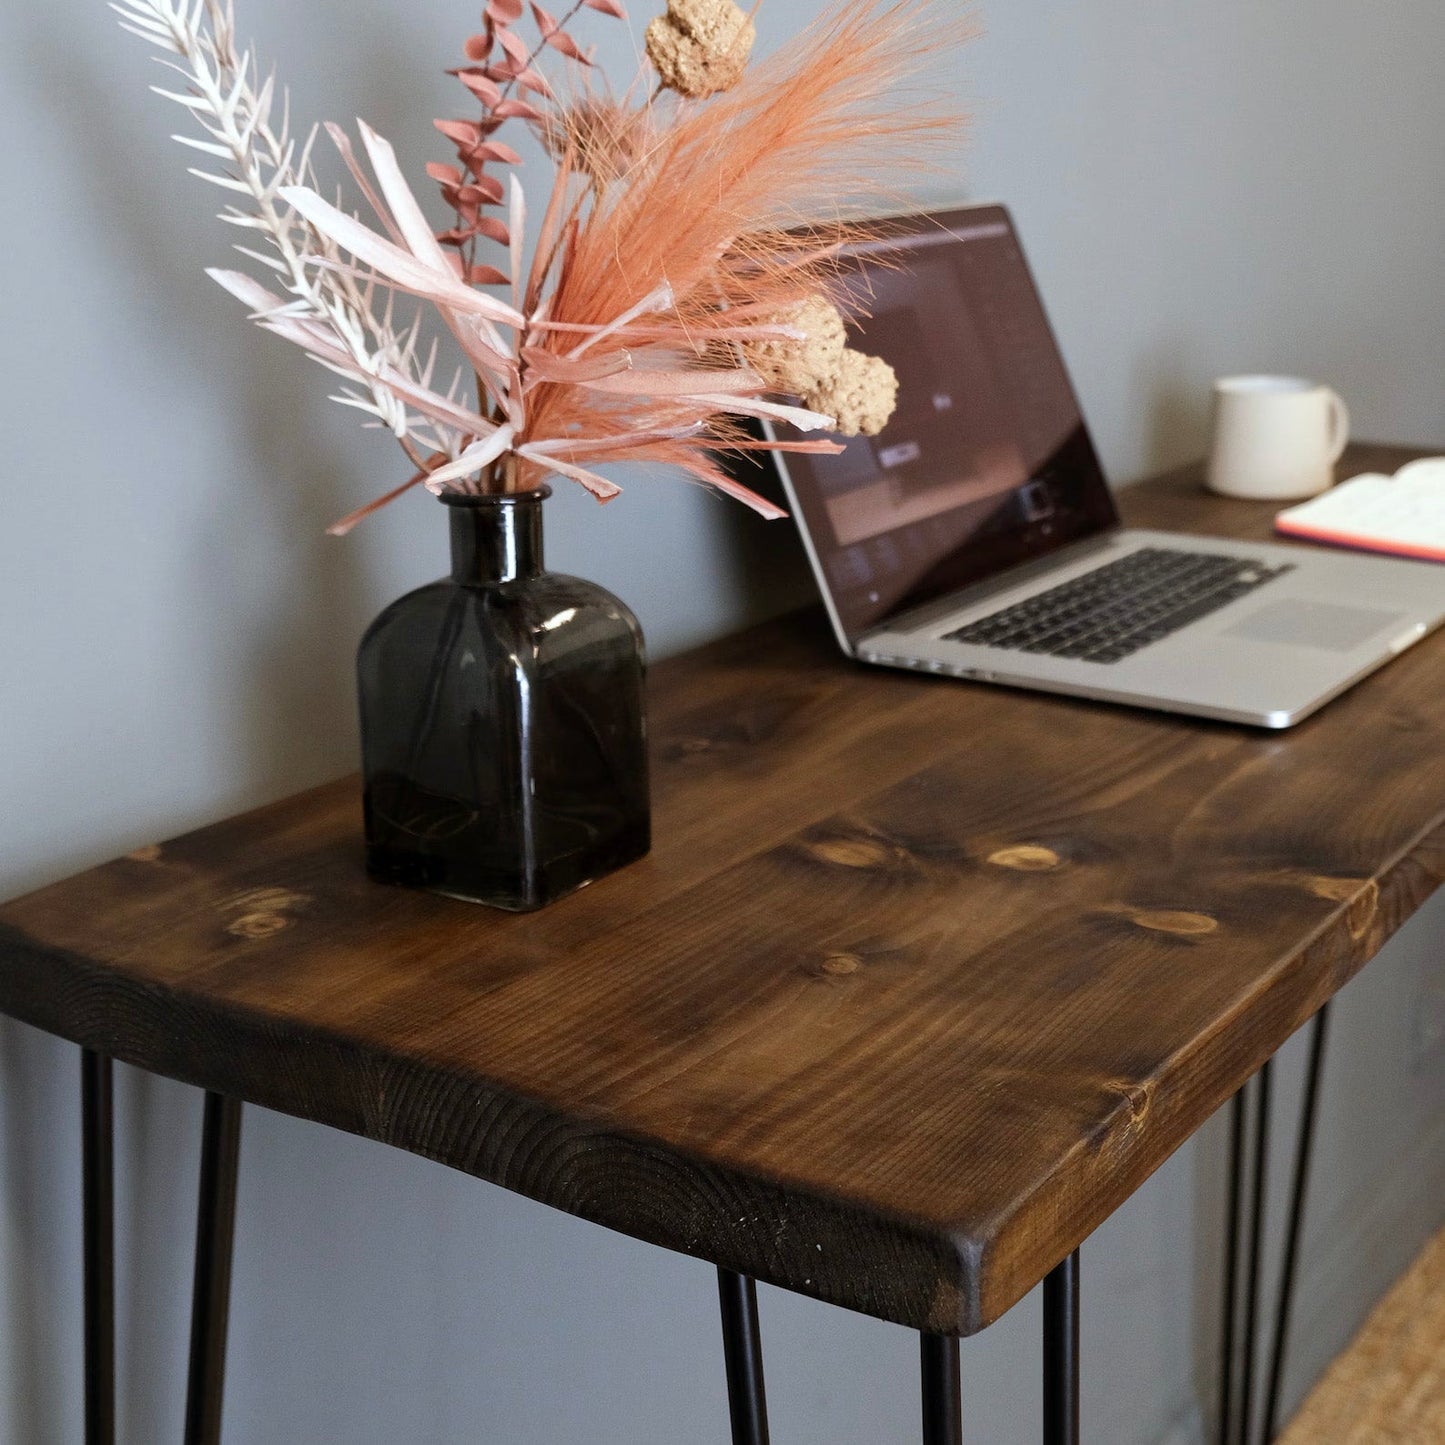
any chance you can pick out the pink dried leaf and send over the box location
[462,34,491,61]
[460,174,505,204]
[323,123,405,244]
[435,117,484,147]
[473,140,524,165]
[624,322,806,345]
[327,466,434,536]
[457,71,505,107]
[687,393,838,431]
[493,97,546,121]
[579,366,765,397]
[582,0,627,17]
[575,423,705,445]
[525,149,574,312]
[545,30,592,63]
[423,425,518,491]
[469,264,511,285]
[517,67,556,95]
[525,426,706,457]
[566,283,675,359]
[693,470,788,520]
[497,27,531,68]
[518,346,631,383]
[474,216,512,245]
[278,186,524,327]
[486,0,525,26]
[206,266,291,317]
[356,122,461,276]
[507,173,525,306]
[730,437,848,455]
[426,161,464,186]
[515,445,622,502]
[530,1,557,36]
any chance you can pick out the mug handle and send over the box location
[1326,389,1350,463]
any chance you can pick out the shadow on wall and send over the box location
[0,1022,81,1445]
[1188,1106,1225,1435]
[1141,343,1212,484]
[710,433,820,630]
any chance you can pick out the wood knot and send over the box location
[1113,1080,1153,1123]
[220,887,311,940]
[803,951,864,981]
[1302,874,1378,934]
[1305,875,1366,904]
[802,834,902,870]
[127,844,163,863]
[227,912,291,940]
[1344,880,1379,941]
[670,736,715,756]
[987,845,1062,873]
[1119,908,1219,937]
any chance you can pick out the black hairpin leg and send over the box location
[717,1270,770,1445]
[1263,1003,1331,1442]
[82,1050,115,1445]
[1238,1058,1273,1442]
[1043,1250,1080,1445]
[920,1332,962,1445]
[1217,1086,1247,1445]
[1218,1062,1272,1445]
[184,1093,244,1445]
[1217,1000,1332,1445]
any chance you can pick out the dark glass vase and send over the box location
[357,486,650,910]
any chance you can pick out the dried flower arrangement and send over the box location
[114,0,963,534]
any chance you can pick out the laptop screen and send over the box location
[772,205,1118,644]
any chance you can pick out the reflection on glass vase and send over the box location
[357,486,650,910]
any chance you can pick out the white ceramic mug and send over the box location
[1206,376,1350,501]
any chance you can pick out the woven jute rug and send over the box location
[1277,1225,1445,1443]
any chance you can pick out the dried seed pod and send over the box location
[742,294,849,395]
[645,0,756,98]
[806,348,899,437]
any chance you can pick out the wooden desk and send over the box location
[1,444,1441,1441]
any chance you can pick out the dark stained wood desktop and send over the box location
[1,444,1440,1336]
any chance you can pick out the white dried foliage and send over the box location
[112,0,466,461]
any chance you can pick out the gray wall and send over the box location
[2,1,1443,1440]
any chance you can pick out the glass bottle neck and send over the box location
[446,492,546,585]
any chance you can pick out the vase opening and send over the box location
[441,485,550,585]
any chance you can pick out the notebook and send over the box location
[1276,458,1445,562]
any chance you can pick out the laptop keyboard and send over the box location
[942,547,1294,664]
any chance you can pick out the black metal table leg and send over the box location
[1238,1058,1273,1444]
[81,1050,115,1445]
[1217,1086,1247,1445]
[184,1093,244,1445]
[1263,1003,1331,1442]
[1217,1004,1332,1445]
[717,1269,770,1445]
[1043,1250,1080,1445]
[920,1332,962,1445]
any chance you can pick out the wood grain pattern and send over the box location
[1,444,1441,1335]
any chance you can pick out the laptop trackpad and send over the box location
[1224,599,1403,652]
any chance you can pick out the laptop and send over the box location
[764,204,1445,727]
